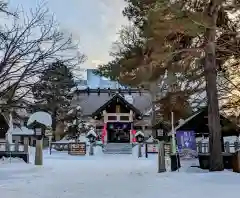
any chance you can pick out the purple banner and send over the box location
[176,131,197,159]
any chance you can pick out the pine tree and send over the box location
[96,0,240,171]
[32,60,76,136]
[65,106,91,141]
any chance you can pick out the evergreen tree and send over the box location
[96,0,240,171]
[65,106,91,141]
[32,60,76,133]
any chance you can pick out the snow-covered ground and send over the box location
[1,146,240,198]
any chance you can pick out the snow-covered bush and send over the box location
[65,105,92,141]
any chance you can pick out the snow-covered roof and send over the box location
[144,106,160,116]
[70,85,88,94]
[174,111,202,131]
[167,111,202,136]
[27,111,52,127]
[87,129,97,137]
[10,126,34,136]
[67,105,82,115]
[71,91,151,116]
[146,136,154,142]
[67,109,74,115]
[135,131,144,137]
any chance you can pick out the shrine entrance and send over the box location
[91,93,143,144]
[107,122,131,143]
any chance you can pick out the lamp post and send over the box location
[28,121,46,165]
[135,131,145,158]
[86,128,97,155]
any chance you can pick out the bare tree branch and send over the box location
[0,3,85,109]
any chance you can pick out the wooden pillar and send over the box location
[31,137,34,146]
[23,137,29,152]
[141,126,146,136]
[103,110,107,144]
[130,121,134,144]
[35,139,43,165]
[23,136,29,163]
[130,110,133,122]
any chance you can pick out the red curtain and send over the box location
[102,123,107,144]
[131,130,136,143]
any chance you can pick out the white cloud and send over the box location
[58,0,129,69]
[86,0,129,66]
[91,60,103,67]
[7,0,129,71]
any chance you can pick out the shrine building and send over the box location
[71,88,153,144]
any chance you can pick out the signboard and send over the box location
[176,131,197,159]
[68,142,86,155]
[146,143,171,155]
[146,143,158,153]
[35,128,42,136]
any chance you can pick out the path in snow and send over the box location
[1,149,240,198]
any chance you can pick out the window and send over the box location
[120,116,129,121]
[108,116,117,120]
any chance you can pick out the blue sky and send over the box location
[7,0,128,69]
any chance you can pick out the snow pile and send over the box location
[1,149,240,198]
[27,111,52,127]
[78,134,88,142]
[0,156,25,164]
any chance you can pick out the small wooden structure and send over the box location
[173,107,239,137]
[50,141,70,152]
[154,107,240,143]
[153,109,240,170]
[0,142,29,163]
[0,126,34,163]
[11,126,34,144]
[68,142,86,155]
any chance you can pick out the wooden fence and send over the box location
[0,142,28,153]
[0,142,29,163]
[50,142,69,152]
[50,141,103,153]
[145,141,240,156]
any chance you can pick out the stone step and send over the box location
[103,150,132,154]
[103,152,132,154]
[103,143,132,154]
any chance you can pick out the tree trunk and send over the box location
[204,2,224,171]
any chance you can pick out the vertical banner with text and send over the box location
[176,131,197,159]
